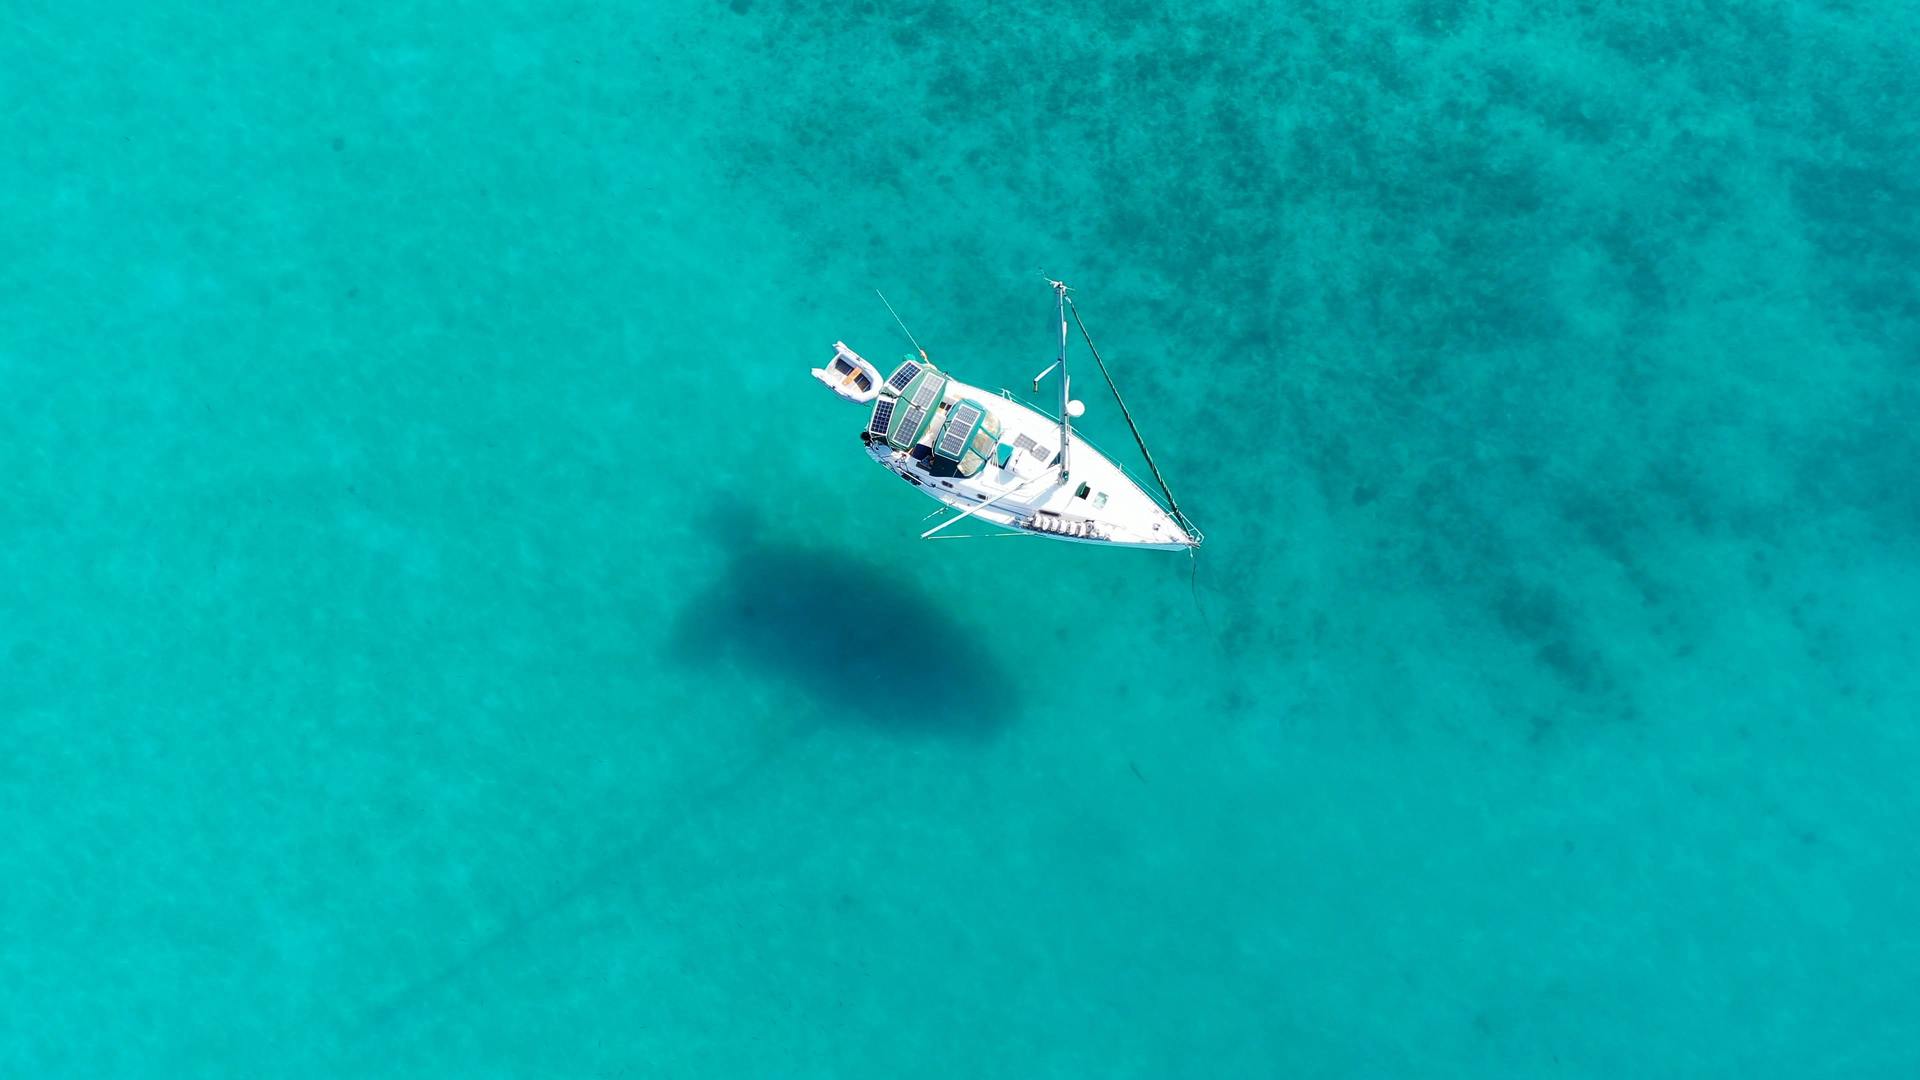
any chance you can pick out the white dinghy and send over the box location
[813,280,1202,550]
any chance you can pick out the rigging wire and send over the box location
[925,530,1048,541]
[1061,292,1210,628]
[1063,296,1199,541]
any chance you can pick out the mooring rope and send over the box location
[1063,297,1198,540]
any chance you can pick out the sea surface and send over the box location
[3,2,1916,1075]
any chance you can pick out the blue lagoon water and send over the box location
[3,2,1916,1075]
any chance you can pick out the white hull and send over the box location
[862,377,1196,549]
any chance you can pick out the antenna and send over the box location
[875,289,928,362]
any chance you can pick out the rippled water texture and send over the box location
[2,2,1915,1075]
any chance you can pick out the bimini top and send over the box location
[928,397,1003,478]
[868,359,950,451]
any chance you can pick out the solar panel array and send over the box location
[937,403,982,458]
[886,362,921,394]
[867,399,895,436]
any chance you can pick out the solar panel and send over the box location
[893,404,926,445]
[1012,433,1053,464]
[936,403,981,458]
[868,399,895,436]
[886,362,921,394]
[910,377,940,408]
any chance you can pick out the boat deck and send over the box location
[865,378,1193,548]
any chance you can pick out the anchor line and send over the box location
[1187,543,1214,635]
[1063,296,1199,540]
[876,288,928,362]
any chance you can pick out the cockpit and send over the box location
[924,397,1002,478]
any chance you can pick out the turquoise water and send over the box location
[4,1,1916,1074]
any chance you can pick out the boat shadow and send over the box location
[667,518,1018,739]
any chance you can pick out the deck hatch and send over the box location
[1014,433,1053,462]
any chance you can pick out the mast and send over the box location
[1051,278,1071,479]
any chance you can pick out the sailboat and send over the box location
[810,280,1202,549]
